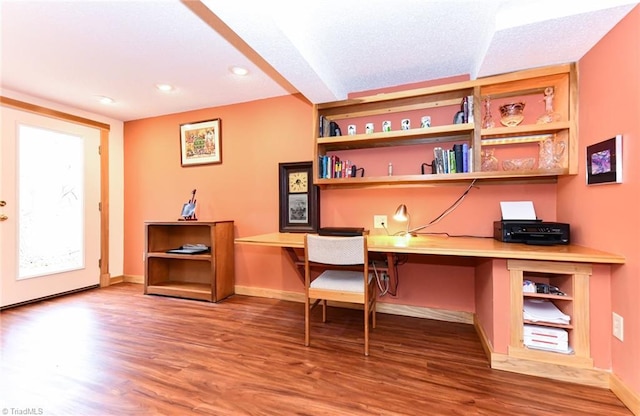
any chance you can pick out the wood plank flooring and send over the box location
[0,283,632,415]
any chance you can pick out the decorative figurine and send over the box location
[179,189,197,221]
[537,87,561,124]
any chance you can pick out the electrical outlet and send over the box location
[373,215,387,229]
[613,312,624,341]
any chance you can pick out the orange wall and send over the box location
[562,5,640,392]
[124,93,559,313]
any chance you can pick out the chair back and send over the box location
[305,234,366,266]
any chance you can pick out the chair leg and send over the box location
[364,302,370,356]
[305,296,310,347]
[372,287,377,329]
[322,299,327,323]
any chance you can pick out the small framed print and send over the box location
[279,161,320,233]
[586,135,623,185]
[180,118,221,166]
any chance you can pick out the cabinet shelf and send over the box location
[147,252,212,261]
[524,320,573,330]
[524,292,573,301]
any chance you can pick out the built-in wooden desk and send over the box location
[235,232,625,387]
[235,232,625,264]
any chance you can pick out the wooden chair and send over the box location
[304,233,377,356]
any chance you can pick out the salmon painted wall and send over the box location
[123,76,561,357]
[560,5,640,393]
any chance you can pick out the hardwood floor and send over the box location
[0,283,632,416]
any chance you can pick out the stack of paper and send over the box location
[523,299,570,325]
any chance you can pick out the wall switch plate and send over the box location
[373,215,387,229]
[613,312,624,341]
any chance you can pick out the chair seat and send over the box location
[310,270,373,293]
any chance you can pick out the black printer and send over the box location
[494,220,570,245]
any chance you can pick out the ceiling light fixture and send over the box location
[229,66,249,76]
[156,83,174,92]
[97,96,114,105]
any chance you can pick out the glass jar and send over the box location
[481,148,499,171]
[538,137,566,170]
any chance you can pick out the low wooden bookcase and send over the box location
[144,221,235,302]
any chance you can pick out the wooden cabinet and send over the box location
[144,221,235,302]
[508,259,592,368]
[314,63,577,188]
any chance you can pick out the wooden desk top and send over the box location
[235,232,625,264]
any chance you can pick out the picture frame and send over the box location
[586,135,622,185]
[180,118,221,166]
[279,161,320,233]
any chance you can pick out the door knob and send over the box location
[0,214,7,221]
[0,200,5,207]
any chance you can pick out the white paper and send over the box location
[523,299,570,325]
[500,201,537,220]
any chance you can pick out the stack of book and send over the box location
[433,143,473,174]
[318,155,354,178]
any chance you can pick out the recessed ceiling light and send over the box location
[97,96,114,104]
[229,66,249,76]
[156,83,174,92]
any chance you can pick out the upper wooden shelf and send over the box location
[317,124,474,150]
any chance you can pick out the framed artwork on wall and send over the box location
[180,118,221,166]
[279,161,320,233]
[586,135,622,185]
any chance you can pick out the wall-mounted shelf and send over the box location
[313,64,577,189]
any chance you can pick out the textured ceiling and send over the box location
[1,0,637,121]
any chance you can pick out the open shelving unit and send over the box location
[508,259,592,368]
[144,221,235,302]
[313,63,577,189]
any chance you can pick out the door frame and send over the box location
[0,96,111,287]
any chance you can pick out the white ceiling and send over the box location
[1,0,637,122]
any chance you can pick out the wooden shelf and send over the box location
[315,169,564,189]
[146,281,212,302]
[524,320,573,330]
[317,124,474,150]
[144,221,235,302]
[509,259,592,369]
[147,252,212,261]
[314,63,577,188]
[524,292,573,301]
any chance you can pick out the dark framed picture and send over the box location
[180,118,221,166]
[279,161,320,233]
[586,135,622,185]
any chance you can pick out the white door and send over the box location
[1,106,101,308]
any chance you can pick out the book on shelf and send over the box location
[433,144,472,174]
[318,155,353,179]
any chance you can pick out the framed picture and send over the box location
[279,161,320,233]
[586,135,623,185]
[180,118,221,166]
